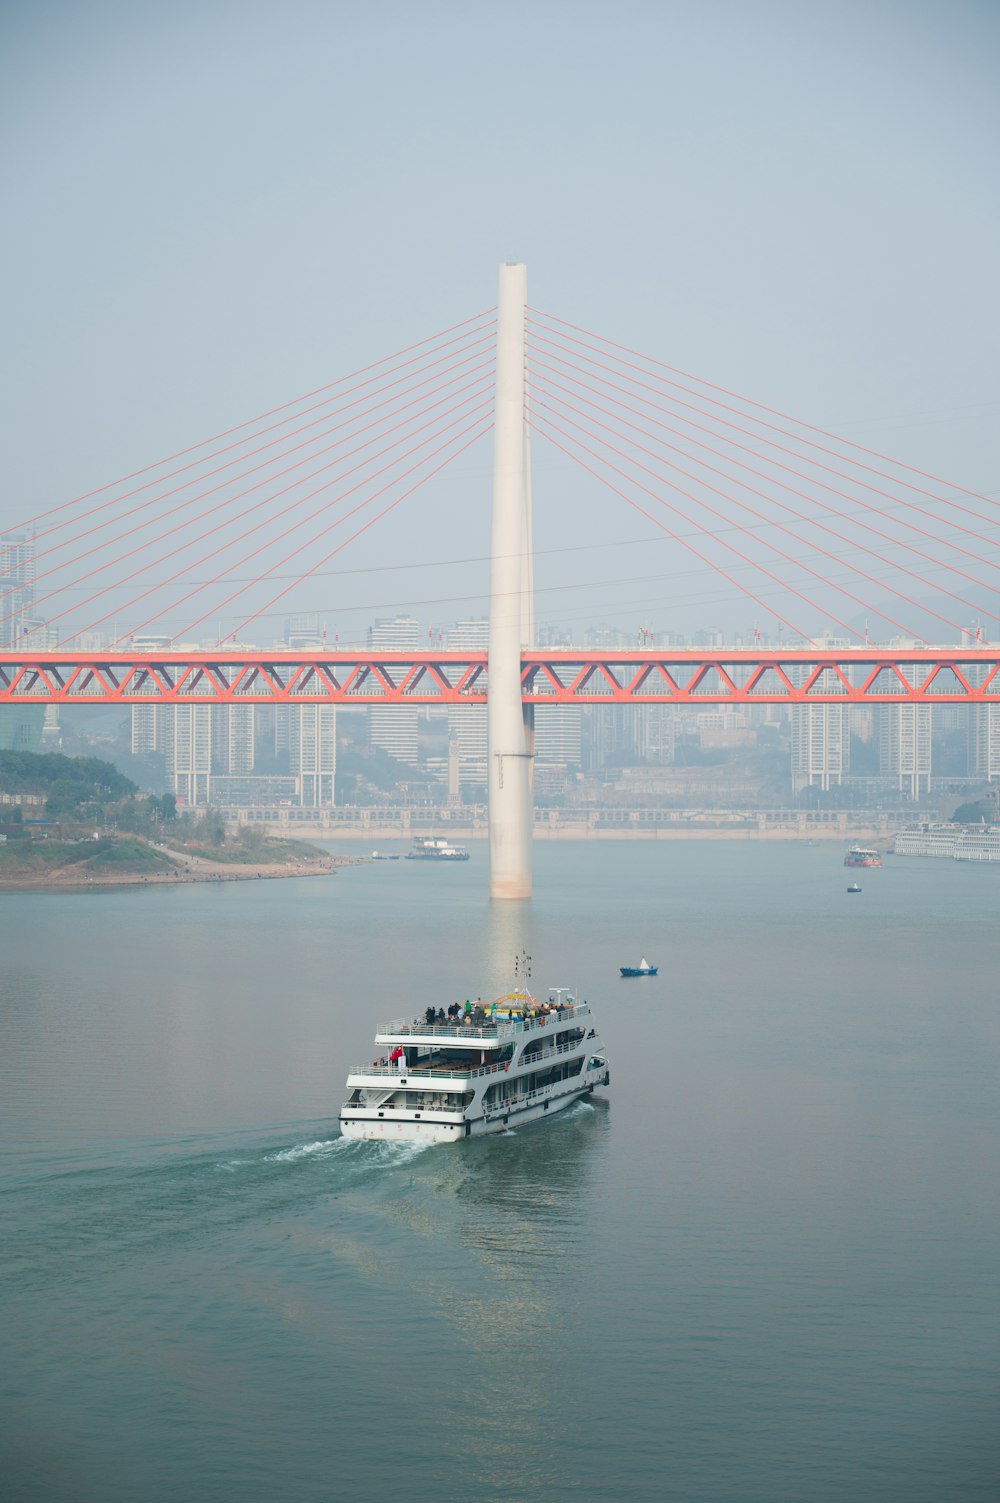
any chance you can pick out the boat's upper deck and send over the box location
[375,1000,591,1049]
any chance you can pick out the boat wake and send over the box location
[216,1131,432,1174]
[264,1138,344,1164]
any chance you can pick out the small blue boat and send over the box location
[620,957,658,978]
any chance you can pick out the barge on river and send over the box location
[340,991,609,1143]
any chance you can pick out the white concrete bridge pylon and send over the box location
[488,262,533,899]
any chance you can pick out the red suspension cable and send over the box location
[77,396,494,648]
[218,423,493,645]
[11,309,497,535]
[527,391,929,641]
[527,411,816,642]
[527,366,994,630]
[527,324,1000,550]
[6,351,495,628]
[528,307,999,512]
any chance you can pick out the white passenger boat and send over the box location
[340,988,609,1143]
[405,836,470,861]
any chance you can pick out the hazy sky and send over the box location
[2,0,998,643]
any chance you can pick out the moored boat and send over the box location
[340,988,609,1142]
[405,836,470,861]
[844,847,882,868]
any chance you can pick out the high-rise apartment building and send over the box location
[212,705,256,776]
[788,640,851,793]
[791,705,851,792]
[879,704,932,798]
[368,615,420,766]
[534,704,582,772]
[0,535,35,649]
[162,705,213,806]
[973,705,1000,781]
[445,617,488,785]
[289,704,337,806]
[131,704,163,756]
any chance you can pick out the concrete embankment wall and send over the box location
[238,815,894,844]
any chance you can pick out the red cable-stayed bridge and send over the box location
[3,291,999,710]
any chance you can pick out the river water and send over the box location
[2,840,998,1501]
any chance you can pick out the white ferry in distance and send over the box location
[340,988,609,1142]
[844,847,882,868]
[405,836,470,861]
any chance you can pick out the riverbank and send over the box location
[0,832,347,891]
[0,857,340,891]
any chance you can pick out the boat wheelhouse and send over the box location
[340,990,609,1143]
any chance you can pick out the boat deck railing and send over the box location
[481,1073,596,1118]
[376,1003,590,1042]
[350,1037,587,1083]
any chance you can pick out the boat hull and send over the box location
[340,1080,604,1143]
[620,967,658,977]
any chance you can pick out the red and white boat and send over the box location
[844,847,882,868]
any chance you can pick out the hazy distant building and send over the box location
[131,704,163,756]
[585,704,675,770]
[973,704,1000,781]
[162,705,212,806]
[368,615,420,766]
[445,617,488,785]
[284,613,323,649]
[879,704,932,798]
[0,535,35,649]
[17,621,58,650]
[791,705,850,792]
[0,705,44,752]
[289,704,337,806]
[212,705,256,776]
[534,704,582,773]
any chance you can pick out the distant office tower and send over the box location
[162,705,213,806]
[879,704,932,798]
[445,617,488,785]
[289,704,337,806]
[212,705,256,776]
[368,615,420,766]
[0,535,35,648]
[791,705,851,792]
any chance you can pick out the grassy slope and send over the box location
[173,836,326,865]
[0,837,180,878]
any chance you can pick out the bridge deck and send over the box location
[1,648,998,704]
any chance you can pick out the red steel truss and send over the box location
[2,648,1000,706]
